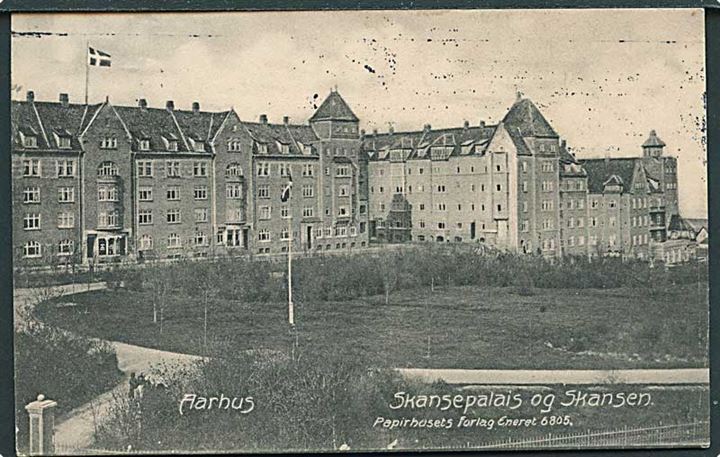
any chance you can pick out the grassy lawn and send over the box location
[36,283,708,369]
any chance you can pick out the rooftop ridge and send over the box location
[367,124,498,138]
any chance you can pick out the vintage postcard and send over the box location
[11,8,708,454]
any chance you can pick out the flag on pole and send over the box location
[280,171,293,202]
[88,46,112,67]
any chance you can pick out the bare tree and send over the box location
[377,252,399,305]
[186,263,220,355]
[146,267,171,327]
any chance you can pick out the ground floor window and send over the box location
[58,239,74,256]
[139,235,153,250]
[23,241,41,258]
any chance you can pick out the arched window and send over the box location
[139,234,153,250]
[98,161,118,177]
[226,163,243,178]
[225,163,242,178]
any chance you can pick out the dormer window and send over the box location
[23,135,37,149]
[100,137,117,149]
[166,139,178,152]
[58,136,71,149]
[257,143,268,154]
[194,141,205,152]
[280,143,290,154]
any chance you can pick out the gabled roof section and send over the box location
[12,100,102,150]
[668,214,694,233]
[114,106,190,153]
[12,101,49,149]
[502,96,558,138]
[172,109,216,143]
[505,126,531,156]
[581,158,639,193]
[243,121,317,156]
[284,123,319,146]
[309,90,359,122]
[642,130,666,148]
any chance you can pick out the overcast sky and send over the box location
[12,9,707,217]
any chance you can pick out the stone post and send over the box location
[25,394,57,455]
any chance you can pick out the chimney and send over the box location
[479,120,486,129]
[166,100,174,111]
[463,120,470,130]
[59,93,69,107]
[138,98,148,110]
[372,128,378,136]
[283,116,289,125]
[423,123,432,133]
[360,129,366,139]
[259,114,268,124]
[388,125,394,135]
[26,91,35,103]
[561,139,567,149]
[192,102,200,114]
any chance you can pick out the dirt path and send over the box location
[15,283,203,452]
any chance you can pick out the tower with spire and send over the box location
[642,129,666,158]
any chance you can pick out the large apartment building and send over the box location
[363,94,698,263]
[11,90,368,268]
[11,89,699,268]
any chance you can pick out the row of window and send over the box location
[136,185,241,202]
[23,212,76,230]
[137,160,209,178]
[21,186,76,203]
[377,202,502,214]
[632,215,652,227]
[415,220,488,231]
[257,225,359,243]
[22,240,75,258]
[257,205,348,219]
[373,163,512,177]
[137,232,209,250]
[256,163,347,178]
[22,159,76,178]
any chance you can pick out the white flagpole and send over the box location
[84,41,90,105]
[288,212,294,327]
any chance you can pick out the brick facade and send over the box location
[11,90,698,268]
[11,90,369,268]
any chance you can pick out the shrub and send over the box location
[14,324,122,452]
[95,348,416,452]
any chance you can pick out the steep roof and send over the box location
[243,121,318,156]
[642,130,666,148]
[309,91,359,122]
[172,109,219,142]
[361,124,497,161]
[581,158,638,193]
[34,102,92,150]
[114,106,192,153]
[11,101,48,149]
[11,100,104,151]
[502,97,558,138]
[668,214,694,233]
